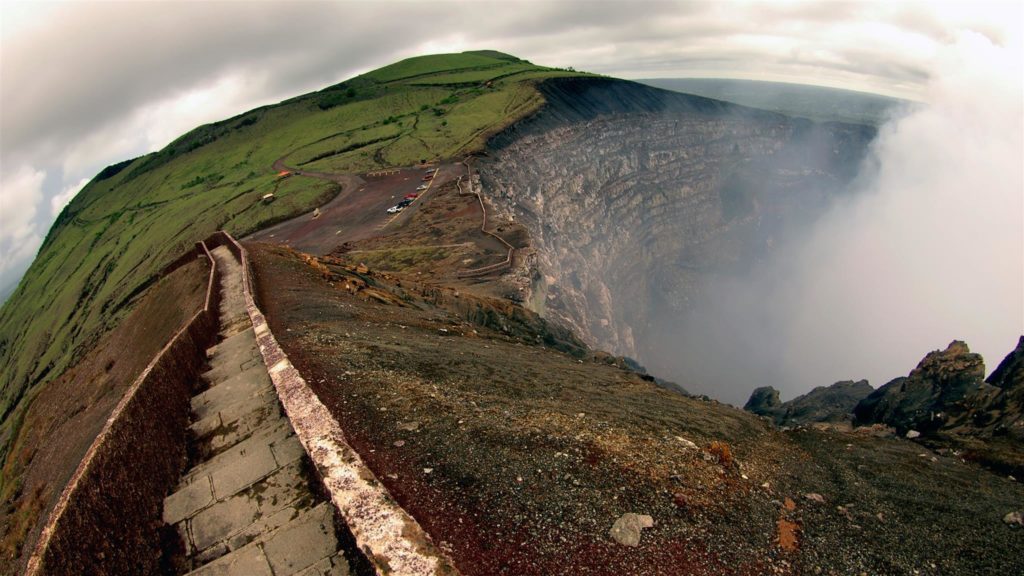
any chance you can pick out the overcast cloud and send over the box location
[647,25,1023,403]
[1,0,1020,301]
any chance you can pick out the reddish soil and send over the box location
[776,518,799,552]
[0,257,210,571]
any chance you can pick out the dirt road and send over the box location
[249,158,461,255]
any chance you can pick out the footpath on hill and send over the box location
[161,246,352,576]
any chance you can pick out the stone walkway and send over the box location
[162,246,351,575]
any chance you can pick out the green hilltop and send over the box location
[0,51,590,462]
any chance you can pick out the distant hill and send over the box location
[0,50,590,458]
[639,78,907,125]
[0,278,16,307]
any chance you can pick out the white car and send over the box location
[416,184,429,191]
[386,205,403,214]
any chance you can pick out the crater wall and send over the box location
[480,78,875,387]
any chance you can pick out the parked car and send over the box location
[397,198,413,208]
[386,205,403,214]
[426,167,436,174]
[416,184,428,191]
[404,193,419,200]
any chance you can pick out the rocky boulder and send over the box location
[782,380,873,425]
[853,341,986,433]
[609,513,654,547]
[946,336,1024,439]
[744,386,784,421]
[744,380,872,426]
[987,336,1024,391]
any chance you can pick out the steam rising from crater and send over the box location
[648,31,1023,404]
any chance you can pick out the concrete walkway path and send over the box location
[162,246,351,576]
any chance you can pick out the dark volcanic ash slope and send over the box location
[479,78,874,394]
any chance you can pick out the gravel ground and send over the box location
[249,243,1023,576]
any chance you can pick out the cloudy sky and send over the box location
[0,0,1020,295]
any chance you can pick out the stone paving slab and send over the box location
[189,540,273,576]
[251,460,308,516]
[196,358,272,393]
[270,435,306,468]
[202,348,266,386]
[206,328,259,364]
[297,554,350,576]
[204,419,268,459]
[227,503,301,551]
[181,459,310,554]
[218,392,279,428]
[262,504,339,575]
[208,443,280,499]
[199,400,283,459]
[165,475,215,526]
[190,492,261,551]
[184,421,294,485]
[190,412,225,439]
[191,368,273,420]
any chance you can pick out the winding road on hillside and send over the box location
[259,152,517,278]
[252,152,516,278]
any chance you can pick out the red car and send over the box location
[404,193,418,200]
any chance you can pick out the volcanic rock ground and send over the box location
[246,241,1024,576]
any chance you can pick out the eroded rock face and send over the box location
[744,386,783,420]
[783,380,873,425]
[744,380,872,426]
[849,337,1024,454]
[945,336,1024,439]
[987,336,1024,391]
[481,78,874,374]
[854,341,987,433]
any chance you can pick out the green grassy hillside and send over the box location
[0,51,589,459]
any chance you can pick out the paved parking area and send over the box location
[248,164,460,255]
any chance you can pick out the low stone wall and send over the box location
[222,232,459,576]
[25,242,221,576]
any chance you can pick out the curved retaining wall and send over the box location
[25,242,221,576]
[218,231,459,576]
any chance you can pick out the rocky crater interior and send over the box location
[480,78,875,398]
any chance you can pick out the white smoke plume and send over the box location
[655,29,1023,404]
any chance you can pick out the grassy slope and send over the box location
[0,51,589,460]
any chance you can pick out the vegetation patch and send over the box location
[0,52,587,475]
